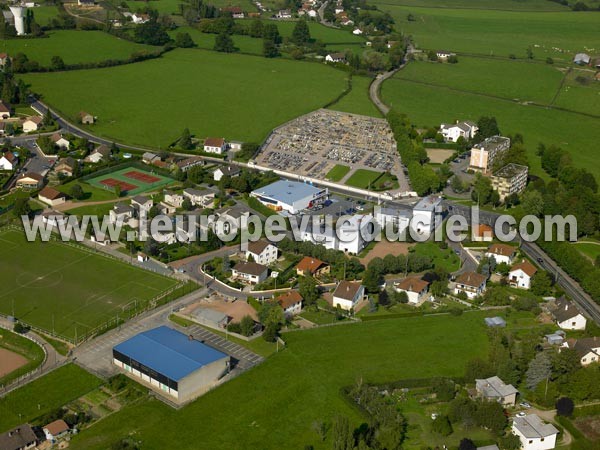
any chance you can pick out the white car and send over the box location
[516,412,526,418]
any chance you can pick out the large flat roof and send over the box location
[251,180,324,204]
[113,326,228,381]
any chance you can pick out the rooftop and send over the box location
[246,240,275,255]
[0,425,38,450]
[113,326,228,381]
[487,243,516,257]
[333,280,362,301]
[476,376,518,398]
[513,414,558,439]
[456,271,487,287]
[493,163,528,179]
[395,277,429,293]
[277,290,303,309]
[251,180,324,205]
[233,261,268,276]
[413,196,442,212]
[44,419,69,436]
[296,256,328,274]
[510,260,537,277]
[551,296,583,323]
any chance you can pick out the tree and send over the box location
[526,352,552,390]
[477,400,507,434]
[214,32,235,52]
[239,315,255,337]
[526,46,534,59]
[263,39,279,58]
[175,32,195,48]
[530,271,553,296]
[458,438,477,450]
[476,116,501,139]
[143,238,158,256]
[521,190,544,217]
[427,50,438,61]
[114,184,122,197]
[43,108,54,127]
[332,416,354,450]
[465,357,494,382]
[70,184,84,200]
[362,268,382,293]
[431,415,452,436]
[298,277,320,309]
[498,433,522,450]
[432,378,455,401]
[263,23,281,44]
[450,175,467,193]
[181,198,193,211]
[262,322,278,342]
[556,397,574,417]
[134,20,171,46]
[50,55,65,70]
[249,18,264,38]
[13,198,31,218]
[179,128,193,150]
[291,19,310,46]
[378,288,390,307]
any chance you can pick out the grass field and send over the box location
[1,30,154,67]
[574,242,600,262]
[126,0,184,14]
[412,242,461,272]
[371,0,571,10]
[168,26,264,55]
[31,5,60,25]
[553,67,600,116]
[325,164,351,182]
[0,364,102,432]
[57,179,118,203]
[345,168,384,189]
[21,49,348,147]
[328,75,382,118]
[86,167,174,196]
[70,312,490,450]
[0,229,179,341]
[0,328,45,386]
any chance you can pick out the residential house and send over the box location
[78,0,95,5]
[276,9,292,18]
[439,121,478,142]
[183,188,215,208]
[567,337,600,366]
[550,297,587,331]
[325,52,347,64]
[512,414,558,450]
[393,277,430,304]
[469,135,511,173]
[246,240,278,265]
[231,261,268,285]
[508,260,537,289]
[164,190,184,208]
[491,163,528,201]
[0,100,11,119]
[353,28,363,35]
[158,201,176,215]
[332,281,365,311]
[454,271,487,299]
[472,224,494,242]
[16,172,43,189]
[43,419,69,443]
[38,186,66,206]
[22,116,43,133]
[573,53,591,65]
[131,13,150,24]
[475,376,518,406]
[79,111,94,124]
[50,133,70,150]
[221,6,245,18]
[142,152,160,165]
[277,290,303,317]
[203,137,226,154]
[175,156,204,172]
[0,151,17,170]
[296,256,330,277]
[485,243,516,265]
[213,204,252,235]
[0,424,38,450]
[228,141,243,151]
[213,165,240,182]
[131,195,153,214]
[436,50,456,60]
[55,157,77,177]
[85,145,111,164]
[109,203,135,225]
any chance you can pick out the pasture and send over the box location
[86,167,174,196]
[0,229,179,341]
[328,75,382,118]
[0,364,101,432]
[21,49,348,147]
[31,5,60,25]
[69,312,490,450]
[370,0,571,10]
[168,26,263,55]
[3,30,154,67]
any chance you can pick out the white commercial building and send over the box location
[250,180,328,214]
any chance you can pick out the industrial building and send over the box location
[250,180,328,214]
[113,326,230,404]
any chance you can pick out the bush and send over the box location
[431,415,452,436]
[556,397,574,417]
[13,322,30,334]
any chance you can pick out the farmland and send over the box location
[69,313,490,450]
[21,49,348,147]
[328,75,382,118]
[3,30,154,67]
[0,229,180,341]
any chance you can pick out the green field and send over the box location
[22,49,348,147]
[553,67,600,116]
[70,313,490,450]
[0,328,45,386]
[0,229,179,341]
[31,5,60,25]
[328,75,382,117]
[57,179,118,203]
[345,168,385,189]
[371,0,571,10]
[126,0,184,14]
[325,164,351,182]
[2,30,154,67]
[0,364,102,432]
[86,167,174,196]
[574,242,600,261]
[374,5,600,60]
[168,26,264,55]
[412,242,461,272]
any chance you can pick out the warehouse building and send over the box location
[113,326,230,404]
[250,180,328,214]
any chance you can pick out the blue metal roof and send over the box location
[113,326,227,381]
[251,180,324,204]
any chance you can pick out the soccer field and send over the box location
[86,167,174,196]
[0,229,179,342]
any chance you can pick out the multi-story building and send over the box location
[491,163,528,201]
[469,136,511,173]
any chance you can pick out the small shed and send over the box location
[484,316,506,328]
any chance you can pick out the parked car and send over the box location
[520,402,532,408]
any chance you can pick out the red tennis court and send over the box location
[100,178,138,192]
[124,170,161,183]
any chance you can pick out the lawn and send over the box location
[65,202,118,217]
[328,75,382,118]
[0,364,102,432]
[574,242,600,262]
[0,328,45,386]
[31,5,60,25]
[69,312,490,450]
[0,229,180,342]
[345,168,384,189]
[412,242,461,272]
[3,30,154,67]
[21,49,348,147]
[381,77,600,179]
[126,0,184,14]
[168,26,264,55]
[325,164,351,182]
[299,308,342,325]
[553,67,600,116]
[57,179,118,202]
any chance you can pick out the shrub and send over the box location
[556,397,574,417]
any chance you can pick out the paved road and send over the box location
[369,67,401,116]
[5,136,56,189]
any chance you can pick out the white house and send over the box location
[277,290,303,317]
[352,28,362,35]
[512,414,558,450]
[246,240,278,265]
[436,50,456,60]
[85,145,111,164]
[485,243,516,265]
[508,260,537,289]
[440,121,478,142]
[203,137,226,154]
[131,195,153,214]
[276,9,292,18]
[411,196,442,237]
[0,151,17,170]
[375,207,411,237]
[551,297,587,331]
[213,165,240,182]
[567,337,600,366]
[393,277,429,304]
[38,186,66,207]
[22,116,43,132]
[43,419,69,443]
[131,13,150,24]
[50,133,70,150]
[142,152,160,164]
[137,252,149,263]
[332,281,365,311]
[164,190,184,208]
[325,53,347,64]
[183,188,215,208]
[454,271,487,299]
[231,261,268,285]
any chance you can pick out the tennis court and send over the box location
[87,166,174,196]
